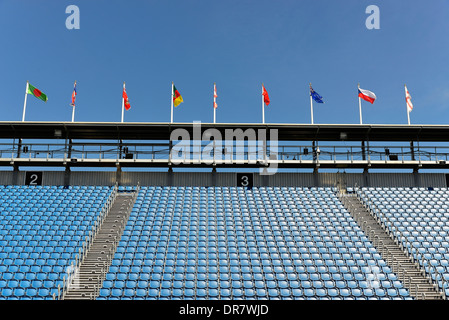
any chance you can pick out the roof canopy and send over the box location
[0,121,446,142]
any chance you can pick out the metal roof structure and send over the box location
[1,121,449,170]
[0,121,448,142]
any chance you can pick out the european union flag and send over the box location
[310,86,324,103]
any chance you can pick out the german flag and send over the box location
[173,84,183,107]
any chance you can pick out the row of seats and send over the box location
[99,186,411,300]
[99,286,407,300]
[7,184,446,299]
[358,187,449,296]
[0,185,112,299]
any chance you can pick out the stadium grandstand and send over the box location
[1,120,449,301]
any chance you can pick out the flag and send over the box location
[262,84,270,106]
[405,85,413,112]
[27,83,48,102]
[310,85,324,103]
[213,83,218,109]
[358,88,376,104]
[123,84,130,110]
[71,81,77,107]
[173,84,183,107]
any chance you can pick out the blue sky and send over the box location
[1,0,449,125]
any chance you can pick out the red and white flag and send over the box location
[213,83,218,109]
[123,83,131,110]
[262,84,270,106]
[358,88,376,104]
[405,85,413,113]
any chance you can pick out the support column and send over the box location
[12,164,19,185]
[363,168,370,187]
[64,138,72,187]
[313,169,320,187]
[413,167,420,187]
[167,167,173,186]
[211,167,217,187]
[116,165,122,186]
[361,140,366,161]
[17,138,22,159]
[64,167,71,187]
[262,173,269,187]
[312,140,320,186]
[410,141,415,161]
[167,130,174,187]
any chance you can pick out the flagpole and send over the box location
[213,83,216,124]
[121,82,125,123]
[171,82,174,123]
[309,83,314,124]
[405,84,411,125]
[262,83,265,124]
[71,80,76,122]
[22,81,29,122]
[358,83,363,125]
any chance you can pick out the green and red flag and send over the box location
[27,83,48,102]
[172,84,183,107]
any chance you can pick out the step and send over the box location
[63,191,137,300]
[70,278,102,283]
[339,193,444,300]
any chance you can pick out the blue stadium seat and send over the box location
[0,185,113,300]
[95,186,415,300]
[359,187,449,296]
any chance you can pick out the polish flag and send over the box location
[358,88,376,104]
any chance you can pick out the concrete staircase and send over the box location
[62,190,137,300]
[339,191,444,300]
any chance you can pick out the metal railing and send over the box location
[4,141,449,164]
[341,192,420,298]
[54,183,118,300]
[90,183,140,299]
[353,186,447,300]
